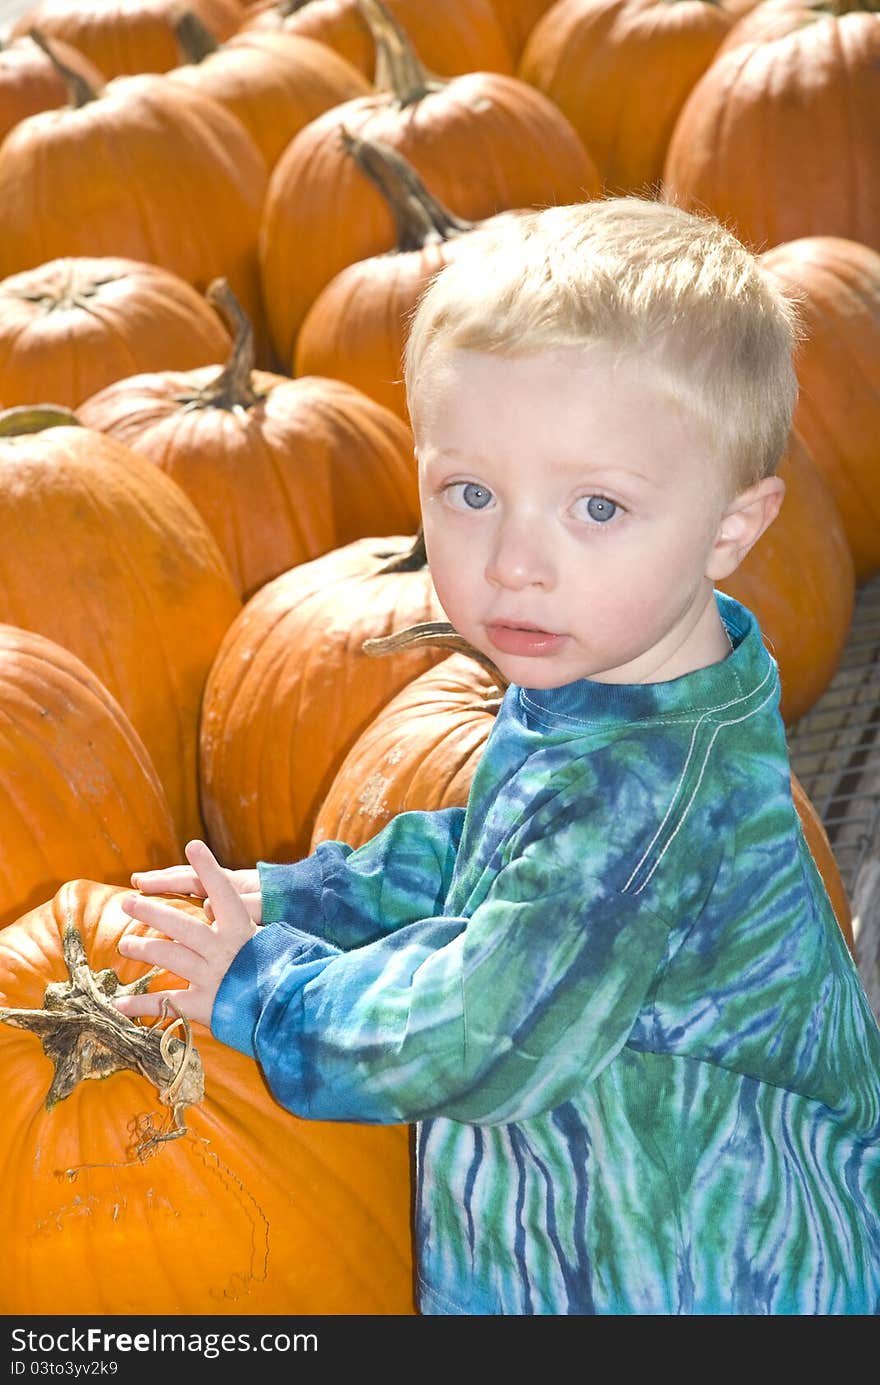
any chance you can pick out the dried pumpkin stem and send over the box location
[363,619,510,691]
[0,920,204,1157]
[175,278,266,413]
[0,405,81,436]
[355,0,445,106]
[375,529,428,573]
[28,28,100,107]
[173,9,221,63]
[339,127,477,252]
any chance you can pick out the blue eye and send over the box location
[578,495,618,523]
[453,482,493,510]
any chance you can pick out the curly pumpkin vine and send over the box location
[0,921,201,1171]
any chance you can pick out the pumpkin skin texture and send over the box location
[312,650,499,850]
[719,431,854,726]
[199,535,448,865]
[242,0,515,78]
[0,256,232,411]
[518,0,734,196]
[487,0,557,60]
[313,650,855,955]
[0,420,242,848]
[789,773,854,957]
[258,14,600,364]
[167,25,371,171]
[0,625,180,929]
[759,236,880,583]
[78,363,422,600]
[0,74,270,364]
[0,879,415,1314]
[0,33,106,146]
[661,9,880,256]
[717,0,845,57]
[10,0,244,78]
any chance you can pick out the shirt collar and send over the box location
[516,591,779,729]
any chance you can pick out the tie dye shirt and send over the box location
[213,590,880,1315]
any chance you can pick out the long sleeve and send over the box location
[213,822,673,1126]
[258,806,466,949]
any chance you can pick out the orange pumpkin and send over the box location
[759,235,880,583]
[242,0,514,78]
[716,0,840,56]
[0,255,232,411]
[313,643,855,956]
[0,31,106,145]
[662,4,880,256]
[518,0,734,196]
[721,0,765,16]
[487,0,557,59]
[295,132,523,421]
[167,10,371,171]
[0,408,242,847]
[259,0,601,364]
[0,878,415,1313]
[312,647,500,850]
[719,431,855,725]
[0,624,180,928]
[199,533,448,865]
[11,0,244,78]
[789,773,855,957]
[0,59,270,364]
[77,282,420,599]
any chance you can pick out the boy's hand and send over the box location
[130,858,262,926]
[114,839,258,1029]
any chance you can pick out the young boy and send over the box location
[114,197,880,1316]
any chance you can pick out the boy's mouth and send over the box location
[485,621,566,658]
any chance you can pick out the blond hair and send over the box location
[404,197,801,494]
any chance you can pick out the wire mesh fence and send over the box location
[787,576,880,1020]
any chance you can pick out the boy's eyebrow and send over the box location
[430,447,661,489]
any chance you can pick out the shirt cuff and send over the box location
[211,918,334,1058]
[257,852,325,926]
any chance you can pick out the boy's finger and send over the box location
[117,930,208,987]
[184,840,251,926]
[114,989,197,1021]
[120,894,214,958]
[130,865,206,897]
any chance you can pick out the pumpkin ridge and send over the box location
[0,677,114,856]
[73,434,223,836]
[838,15,868,228]
[92,96,156,263]
[796,371,880,527]
[70,449,185,746]
[0,716,62,885]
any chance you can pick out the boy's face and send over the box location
[414,345,777,689]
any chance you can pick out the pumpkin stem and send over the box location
[0,916,204,1157]
[375,529,428,572]
[363,620,510,689]
[0,404,81,436]
[178,278,266,413]
[173,8,221,63]
[355,0,444,106]
[28,27,100,106]
[339,127,477,252]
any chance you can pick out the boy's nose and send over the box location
[485,519,555,590]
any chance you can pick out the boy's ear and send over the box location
[705,475,786,582]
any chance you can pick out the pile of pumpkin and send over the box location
[0,0,876,1317]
